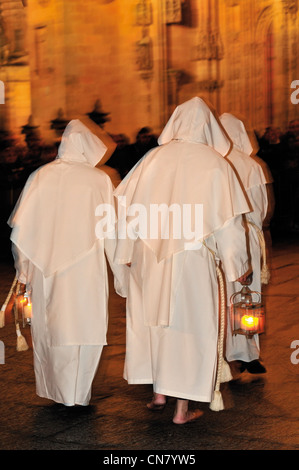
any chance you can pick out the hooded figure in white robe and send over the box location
[114,97,252,424]
[8,119,128,407]
[220,113,273,373]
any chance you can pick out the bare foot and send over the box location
[147,393,167,411]
[173,409,203,425]
[147,401,166,411]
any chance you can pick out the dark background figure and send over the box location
[126,126,158,172]
[105,133,130,180]
[0,135,27,262]
[257,123,299,235]
[106,126,158,179]
[258,126,284,177]
[280,120,299,232]
[0,128,57,262]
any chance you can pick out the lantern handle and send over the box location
[229,291,238,305]
[249,290,262,301]
[244,289,262,304]
[230,289,262,305]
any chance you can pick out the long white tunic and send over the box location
[9,120,128,406]
[220,113,271,362]
[114,98,251,403]
[123,217,249,402]
[13,237,124,406]
[225,182,267,362]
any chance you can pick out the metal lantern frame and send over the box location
[230,285,265,337]
[13,282,32,328]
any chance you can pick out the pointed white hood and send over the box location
[57,119,108,166]
[158,97,231,156]
[220,113,253,155]
[114,97,250,264]
[220,113,268,190]
[9,120,114,277]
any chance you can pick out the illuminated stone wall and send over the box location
[165,0,299,135]
[0,0,30,136]
[1,0,298,143]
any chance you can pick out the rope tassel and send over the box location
[16,323,29,352]
[203,239,229,411]
[221,358,233,383]
[210,390,224,412]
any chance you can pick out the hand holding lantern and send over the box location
[15,283,32,327]
[230,276,265,337]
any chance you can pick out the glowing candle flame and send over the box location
[241,314,259,330]
[23,300,32,319]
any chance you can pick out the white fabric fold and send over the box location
[114,97,251,264]
[57,119,108,165]
[220,113,268,191]
[220,113,270,363]
[220,112,253,155]
[9,119,111,277]
[158,97,231,157]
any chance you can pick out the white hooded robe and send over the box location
[9,119,127,406]
[220,113,271,363]
[114,98,251,403]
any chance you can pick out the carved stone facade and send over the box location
[0,0,30,133]
[0,0,298,143]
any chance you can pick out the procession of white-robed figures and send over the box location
[6,97,273,425]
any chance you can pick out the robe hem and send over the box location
[48,342,107,347]
[124,378,211,402]
[154,387,211,403]
[226,352,260,362]
[36,392,90,407]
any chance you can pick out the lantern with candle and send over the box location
[14,283,32,327]
[230,285,265,337]
[22,289,32,326]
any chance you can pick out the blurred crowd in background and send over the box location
[257,119,299,236]
[0,118,298,261]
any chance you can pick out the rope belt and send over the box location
[247,221,270,285]
[203,242,232,412]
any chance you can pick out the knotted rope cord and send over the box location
[13,281,29,351]
[203,222,269,410]
[0,276,17,327]
[13,281,21,324]
[247,221,270,285]
[0,276,28,350]
[203,241,228,411]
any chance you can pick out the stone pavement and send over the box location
[0,235,298,456]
